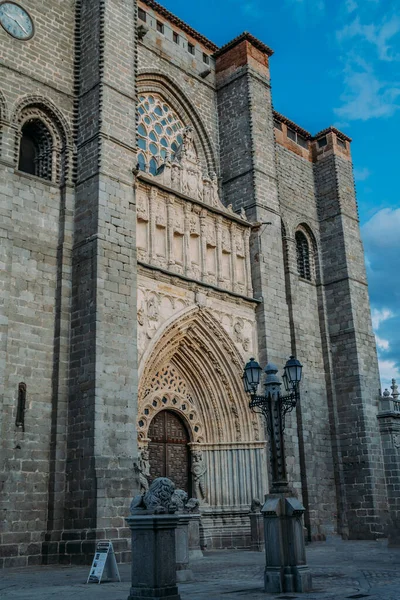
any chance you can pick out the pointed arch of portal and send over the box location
[138,306,260,445]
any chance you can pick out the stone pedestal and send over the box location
[126,514,181,600]
[262,495,312,593]
[188,514,203,560]
[176,515,194,582]
[250,511,264,552]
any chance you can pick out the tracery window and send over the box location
[295,231,311,280]
[137,94,184,175]
[18,119,53,180]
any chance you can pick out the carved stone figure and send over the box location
[138,447,151,493]
[147,294,159,321]
[233,319,244,344]
[130,476,177,514]
[137,304,145,326]
[182,126,196,161]
[251,498,262,513]
[171,489,188,512]
[191,450,207,502]
[209,172,219,208]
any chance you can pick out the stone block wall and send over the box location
[276,143,336,539]
[0,0,75,567]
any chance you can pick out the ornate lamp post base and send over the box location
[262,494,312,593]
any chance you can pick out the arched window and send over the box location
[137,94,184,174]
[295,231,311,280]
[18,119,53,180]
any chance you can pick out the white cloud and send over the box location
[362,208,400,248]
[337,15,400,61]
[335,66,400,121]
[371,307,394,330]
[354,167,370,181]
[375,335,390,351]
[378,359,400,392]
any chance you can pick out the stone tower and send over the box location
[0,0,139,566]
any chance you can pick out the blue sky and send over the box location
[161,0,400,392]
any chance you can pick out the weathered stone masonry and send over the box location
[0,0,391,566]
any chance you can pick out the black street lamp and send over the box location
[243,356,302,494]
[242,355,311,594]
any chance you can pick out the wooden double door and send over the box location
[148,409,191,494]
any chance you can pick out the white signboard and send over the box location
[87,541,121,584]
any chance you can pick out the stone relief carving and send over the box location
[138,447,151,493]
[152,126,244,218]
[233,319,250,352]
[191,450,207,503]
[393,434,400,450]
[146,292,160,338]
[137,189,149,222]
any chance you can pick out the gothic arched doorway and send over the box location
[148,410,192,494]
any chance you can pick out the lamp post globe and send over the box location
[243,358,262,395]
[283,355,303,389]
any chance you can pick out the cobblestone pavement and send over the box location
[0,538,399,600]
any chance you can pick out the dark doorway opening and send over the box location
[148,409,191,494]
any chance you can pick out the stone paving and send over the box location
[0,538,399,600]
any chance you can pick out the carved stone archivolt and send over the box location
[137,306,259,445]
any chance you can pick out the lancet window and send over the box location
[18,119,53,181]
[295,231,311,281]
[137,94,184,175]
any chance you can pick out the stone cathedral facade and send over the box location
[0,0,390,567]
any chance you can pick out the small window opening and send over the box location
[188,42,195,55]
[138,7,146,22]
[18,119,53,181]
[203,53,209,64]
[16,382,27,431]
[337,137,346,150]
[156,20,164,34]
[297,134,308,149]
[274,120,282,131]
[296,231,311,281]
[318,136,327,148]
[173,31,179,44]
[287,127,296,142]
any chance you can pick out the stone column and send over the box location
[126,514,181,600]
[167,195,175,268]
[175,514,194,582]
[149,187,157,265]
[378,382,400,546]
[200,209,207,280]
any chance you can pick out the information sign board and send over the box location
[87,541,121,584]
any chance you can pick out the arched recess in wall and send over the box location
[295,223,319,283]
[137,306,261,446]
[137,71,217,175]
[11,95,73,185]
